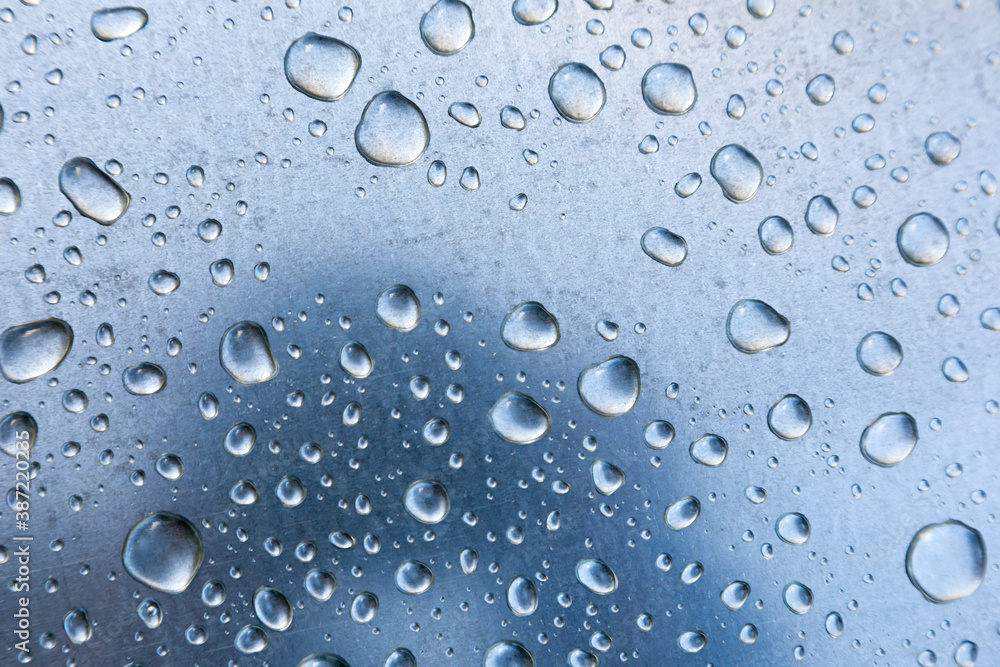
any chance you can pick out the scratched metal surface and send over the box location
[1,0,999,665]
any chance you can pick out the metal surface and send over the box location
[1,0,999,665]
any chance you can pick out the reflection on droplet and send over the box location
[63,607,92,644]
[689,433,728,466]
[385,648,416,667]
[720,581,750,610]
[549,63,606,123]
[355,91,430,167]
[0,317,73,383]
[489,392,551,443]
[805,195,838,236]
[942,356,969,383]
[758,216,793,255]
[825,611,844,638]
[501,302,559,351]
[449,101,481,127]
[857,332,903,376]
[253,586,293,631]
[710,144,762,203]
[643,420,675,449]
[767,395,811,440]
[0,178,20,215]
[512,0,557,25]
[599,44,626,70]
[506,575,538,616]
[403,479,450,524]
[776,512,811,545]
[726,299,790,353]
[677,631,706,653]
[395,560,434,594]
[805,73,835,105]
[91,7,148,41]
[59,157,130,225]
[641,227,688,266]
[339,340,374,378]
[575,558,618,594]
[591,459,625,495]
[299,653,352,667]
[224,422,257,457]
[483,641,535,667]
[122,363,166,395]
[284,33,361,101]
[350,592,379,623]
[220,321,278,385]
[0,411,36,457]
[148,270,180,295]
[122,512,203,593]
[897,213,949,266]
[664,496,700,530]
[420,0,475,55]
[641,63,697,115]
[924,131,961,166]
[860,412,917,467]
[578,355,640,417]
[305,569,337,601]
[906,520,985,603]
[783,582,813,614]
[234,624,269,654]
[376,285,421,331]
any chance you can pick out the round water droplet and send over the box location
[122,512,203,593]
[384,648,416,667]
[805,195,838,236]
[575,558,618,594]
[678,631,706,653]
[857,332,903,376]
[720,581,750,610]
[643,420,675,449]
[420,0,475,55]
[59,157,130,225]
[747,0,775,18]
[805,73,835,105]
[299,654,351,667]
[954,640,978,667]
[395,560,434,594]
[599,45,626,70]
[758,216,794,255]
[220,321,278,385]
[506,575,538,616]
[512,0,557,25]
[906,520,985,602]
[577,355,640,417]
[548,63,606,123]
[767,394,811,440]
[305,569,337,601]
[339,340,373,378]
[484,641,535,667]
[0,317,73,383]
[284,32,361,101]
[122,363,166,396]
[776,512,811,545]
[664,496,700,530]
[726,299,790,353]
[253,587,292,631]
[591,459,625,495]
[942,357,969,383]
[710,144,762,203]
[63,607,92,644]
[501,302,560,351]
[897,213,949,266]
[224,423,257,457]
[641,227,688,266]
[0,178,20,215]
[355,91,430,167]
[403,479,450,524]
[0,411,36,457]
[91,7,148,41]
[148,269,180,296]
[690,433,728,466]
[235,625,269,654]
[350,592,379,623]
[783,582,813,614]
[376,285,421,332]
[641,63,697,115]
[825,611,844,638]
[488,392,551,443]
[860,412,918,467]
[924,132,961,166]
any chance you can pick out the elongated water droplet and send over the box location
[253,587,293,631]
[91,7,148,41]
[59,157,130,225]
[0,178,20,215]
[805,195,838,236]
[489,391,551,443]
[664,496,700,530]
[0,411,36,457]
[0,318,73,384]
[63,607,92,644]
[641,227,688,266]
[448,101,481,127]
[710,144,762,203]
[220,321,278,385]
[575,558,618,594]
[726,299,790,353]
[122,362,166,395]
[512,0,557,25]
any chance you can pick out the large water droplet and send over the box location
[395,559,434,594]
[641,227,688,266]
[641,63,697,115]
[376,285,421,331]
[219,321,278,385]
[860,412,918,467]
[148,269,180,295]
[385,649,415,667]
[720,581,750,610]
[501,302,559,351]
[783,582,813,614]
[897,213,949,266]
[805,73,835,105]
[355,91,430,167]
[591,459,625,495]
[776,512,811,545]
[448,101,481,127]
[0,411,36,457]
[59,157,130,225]
[906,520,985,602]
[488,392,551,443]
[403,479,450,524]
[677,631,707,653]
[420,0,475,55]
[284,32,361,101]
[512,0,557,25]
[339,340,374,378]
[122,512,203,593]
[224,422,256,457]
[857,332,903,376]
[726,299,790,353]
[506,575,538,616]
[710,144,762,203]
[758,216,793,254]
[575,558,618,594]
[91,7,148,41]
[253,586,293,631]
[664,496,700,530]
[234,624,269,654]
[483,641,535,667]
[805,195,838,236]
[548,63,606,123]
[63,607,92,644]
[577,355,640,417]
[689,433,728,466]
[350,592,379,623]
[122,362,166,395]
[924,131,961,166]
[0,318,73,383]
[767,395,811,440]
[643,420,675,449]
[0,178,20,215]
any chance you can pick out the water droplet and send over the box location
[641,63,697,115]
[678,631,707,653]
[776,512,811,545]
[906,520,985,602]
[577,355,640,417]
[355,91,430,167]
[0,318,73,383]
[284,32,361,101]
[825,611,844,638]
[942,356,969,383]
[805,195,838,236]
[427,160,447,186]
[860,412,918,467]
[506,575,538,616]
[710,144,762,203]
[305,569,337,601]
[664,496,700,530]
[122,512,203,593]
[0,411,36,457]
[767,394,811,440]
[253,586,293,631]
[420,0,475,55]
[897,213,949,266]
[122,362,167,395]
[148,269,180,295]
[299,654,351,667]
[591,459,625,495]
[63,607,92,644]
[720,581,750,610]
[484,641,535,667]
[954,640,978,667]
[832,30,854,55]
[235,624,269,654]
[385,649,416,667]
[575,558,618,594]
[220,321,279,384]
[350,592,379,623]
[856,331,903,377]
[91,7,148,41]
[500,105,526,130]
[548,63,606,123]
[783,582,813,614]
[501,302,559,351]
[758,216,793,255]
[459,166,480,191]
[395,559,434,594]
[59,157,130,225]
[924,131,961,165]
[599,45,626,70]
[376,285,421,332]
[747,0,775,19]
[641,227,688,266]
[0,178,20,215]
[805,74,835,105]
[643,420,675,449]
[726,299,790,353]
[339,340,373,378]
[489,392,551,443]
[689,433,728,466]
[224,423,257,457]
[403,479,450,524]
[448,101,481,127]
[186,165,205,188]
[512,0,557,25]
